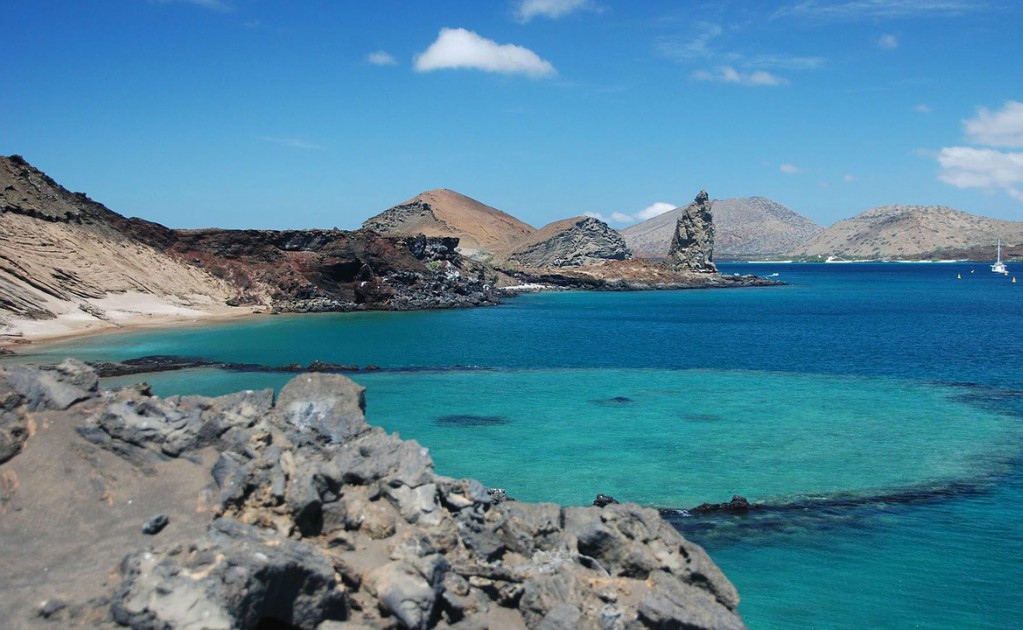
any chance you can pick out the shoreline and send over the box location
[0,303,265,353]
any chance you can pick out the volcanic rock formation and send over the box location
[621,196,822,260]
[0,156,497,340]
[502,216,632,269]
[362,189,536,261]
[0,362,745,629]
[665,191,717,273]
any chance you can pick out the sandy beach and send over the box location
[0,291,264,351]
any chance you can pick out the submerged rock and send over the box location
[0,363,745,629]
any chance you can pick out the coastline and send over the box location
[0,296,264,352]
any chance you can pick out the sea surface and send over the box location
[19,263,1023,629]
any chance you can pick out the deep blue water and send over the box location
[16,263,1023,628]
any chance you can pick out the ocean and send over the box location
[19,263,1023,629]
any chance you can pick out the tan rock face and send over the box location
[0,156,239,325]
[666,190,717,274]
[363,189,536,259]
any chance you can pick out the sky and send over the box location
[3,1,1023,230]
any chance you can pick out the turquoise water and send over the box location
[20,263,1023,628]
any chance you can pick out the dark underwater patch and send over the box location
[435,414,510,427]
[591,396,635,406]
[682,413,722,423]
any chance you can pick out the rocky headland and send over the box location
[622,196,823,260]
[0,156,497,343]
[500,216,631,269]
[0,362,745,629]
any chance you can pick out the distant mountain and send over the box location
[501,216,631,269]
[621,196,822,259]
[788,205,1023,260]
[362,189,536,260]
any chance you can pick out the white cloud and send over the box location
[153,0,232,11]
[843,174,858,182]
[774,1,979,21]
[915,103,932,113]
[658,24,824,72]
[963,101,1023,148]
[657,22,724,62]
[692,66,788,86]
[933,102,1023,203]
[367,51,397,66]
[516,0,592,22]
[636,202,676,220]
[937,147,1023,201]
[414,28,556,78]
[259,136,324,150]
[877,33,899,49]
[586,201,678,225]
[780,163,802,174]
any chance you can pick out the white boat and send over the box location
[991,240,1008,274]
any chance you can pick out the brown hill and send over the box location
[0,157,497,342]
[621,197,822,259]
[501,216,630,268]
[362,189,536,260]
[0,155,239,336]
[789,205,1023,260]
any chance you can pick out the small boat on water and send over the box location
[991,240,1008,274]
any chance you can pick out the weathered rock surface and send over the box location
[666,191,717,274]
[0,362,745,629]
[502,216,632,269]
[622,196,822,260]
[0,156,498,339]
[363,189,537,261]
[499,258,782,292]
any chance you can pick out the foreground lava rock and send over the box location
[0,362,744,629]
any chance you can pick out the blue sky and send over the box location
[4,1,1023,229]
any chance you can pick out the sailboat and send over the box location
[991,240,1008,274]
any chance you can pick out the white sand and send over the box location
[1,291,261,347]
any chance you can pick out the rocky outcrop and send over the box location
[363,190,536,260]
[0,362,745,629]
[503,216,632,269]
[666,191,717,274]
[140,227,499,312]
[500,258,782,292]
[0,156,498,336]
[621,196,822,260]
[0,155,239,323]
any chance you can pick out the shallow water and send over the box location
[23,263,1023,628]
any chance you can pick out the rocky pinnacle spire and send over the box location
[666,190,717,274]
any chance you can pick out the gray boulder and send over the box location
[666,190,718,273]
[0,364,745,629]
[504,216,632,269]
